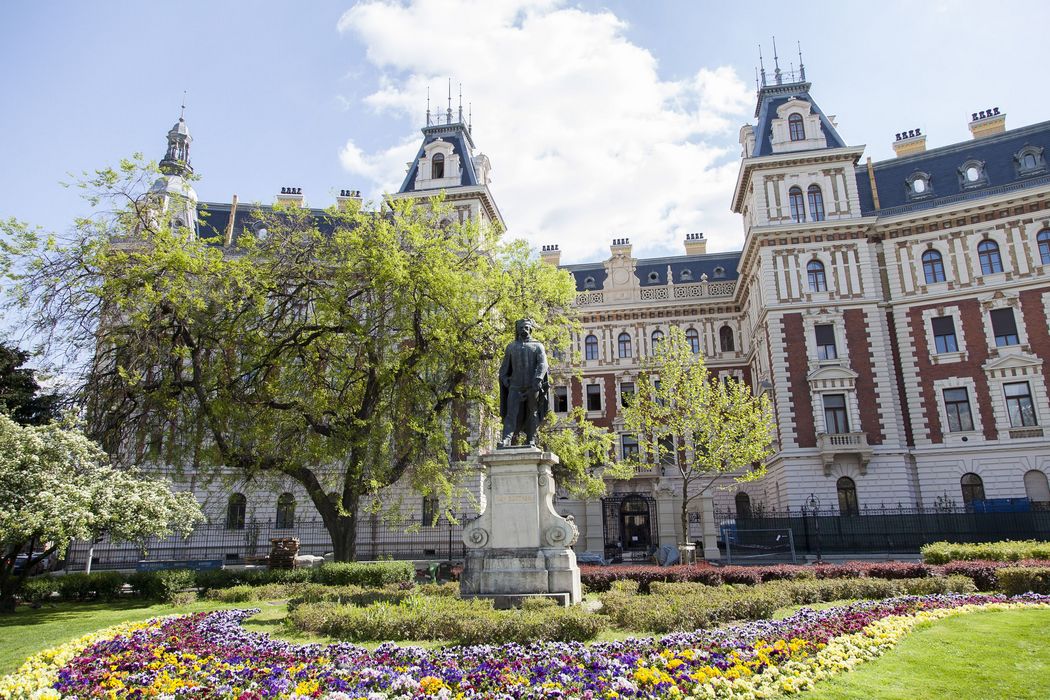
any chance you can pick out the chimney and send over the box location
[610,237,632,258]
[969,107,1006,139]
[684,232,707,255]
[540,244,561,266]
[276,186,305,208]
[892,129,926,157]
[336,188,362,211]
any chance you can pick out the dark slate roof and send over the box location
[752,82,846,157]
[855,120,1050,217]
[563,250,742,292]
[398,122,479,194]
[195,202,341,244]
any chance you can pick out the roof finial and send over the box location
[426,86,431,126]
[446,77,453,124]
[797,40,806,81]
[772,36,782,85]
[754,66,759,92]
[758,44,767,87]
[468,101,472,132]
[180,90,187,120]
[458,82,463,123]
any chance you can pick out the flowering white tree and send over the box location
[0,414,204,611]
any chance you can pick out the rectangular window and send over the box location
[620,382,635,407]
[621,434,639,461]
[822,394,850,434]
[586,384,602,411]
[1004,382,1038,427]
[658,435,677,466]
[553,386,568,413]
[943,387,975,432]
[815,324,837,360]
[932,316,959,354]
[422,495,439,525]
[990,308,1019,347]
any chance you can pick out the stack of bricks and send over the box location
[269,537,300,569]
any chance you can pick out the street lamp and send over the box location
[807,493,823,563]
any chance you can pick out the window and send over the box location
[431,152,445,179]
[977,239,1003,274]
[788,113,805,141]
[553,386,569,413]
[1024,470,1050,504]
[658,435,676,467]
[932,316,959,354]
[964,165,981,183]
[618,332,632,358]
[788,186,805,223]
[823,394,849,434]
[990,308,1019,347]
[276,492,295,529]
[735,492,753,519]
[719,326,735,352]
[943,387,975,432]
[837,477,859,516]
[713,266,725,278]
[680,269,693,281]
[961,473,985,505]
[807,185,825,222]
[912,177,927,194]
[422,495,439,524]
[226,493,246,530]
[815,324,837,360]
[620,382,635,407]
[586,384,602,411]
[686,328,700,354]
[922,250,946,283]
[807,260,827,292]
[1023,153,1039,169]
[647,271,660,283]
[1004,382,1038,427]
[584,276,596,290]
[621,434,639,461]
[585,334,599,360]
[651,330,664,352]
[1038,229,1050,264]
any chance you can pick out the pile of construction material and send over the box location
[269,537,300,569]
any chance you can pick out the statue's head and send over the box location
[515,318,535,341]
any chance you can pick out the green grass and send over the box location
[802,608,1050,699]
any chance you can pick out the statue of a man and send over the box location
[499,318,550,448]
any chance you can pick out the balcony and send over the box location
[817,432,873,475]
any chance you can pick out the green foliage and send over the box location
[18,576,58,605]
[128,569,196,603]
[285,583,416,609]
[52,572,126,602]
[921,540,1050,564]
[997,566,1050,595]
[310,561,415,587]
[0,343,60,426]
[542,408,624,499]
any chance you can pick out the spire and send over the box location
[758,44,767,88]
[772,36,782,85]
[426,86,431,126]
[159,101,193,177]
[446,78,453,124]
[458,82,463,123]
[797,41,806,81]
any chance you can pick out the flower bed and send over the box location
[3,594,1047,699]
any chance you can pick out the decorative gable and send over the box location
[983,351,1044,379]
[808,364,858,391]
[770,98,827,153]
[414,138,463,190]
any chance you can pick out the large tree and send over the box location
[0,343,61,426]
[621,326,774,545]
[2,157,578,560]
[0,414,203,611]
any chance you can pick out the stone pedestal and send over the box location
[460,447,582,607]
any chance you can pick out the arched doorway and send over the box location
[602,493,658,562]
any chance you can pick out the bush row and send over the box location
[597,575,977,633]
[204,581,459,606]
[194,561,415,590]
[921,540,1050,564]
[288,596,606,644]
[998,566,1050,595]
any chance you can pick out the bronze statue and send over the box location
[499,318,550,447]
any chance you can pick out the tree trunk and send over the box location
[680,479,692,546]
[325,511,360,562]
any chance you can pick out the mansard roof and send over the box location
[855,120,1050,217]
[563,250,742,292]
[195,202,342,244]
[751,81,846,157]
[397,121,480,194]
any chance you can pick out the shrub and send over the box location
[56,573,96,601]
[417,582,458,598]
[921,540,1050,564]
[520,596,559,610]
[579,564,721,593]
[20,576,59,605]
[204,584,258,603]
[91,572,127,600]
[169,591,198,606]
[128,569,196,602]
[310,561,415,587]
[997,566,1050,595]
[609,579,640,595]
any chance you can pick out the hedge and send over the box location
[997,566,1050,595]
[921,540,1050,564]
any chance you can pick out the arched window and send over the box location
[978,239,1003,274]
[1024,470,1050,504]
[735,492,753,519]
[276,492,296,529]
[225,493,246,530]
[650,330,664,352]
[647,271,660,283]
[807,260,827,292]
[719,326,735,352]
[788,186,805,223]
[713,266,725,278]
[960,473,985,506]
[1023,153,1038,169]
[584,334,599,360]
[685,328,700,354]
[807,185,825,222]
[922,250,946,283]
[584,276,596,290]
[837,477,859,516]
[1038,229,1050,265]
[618,332,632,358]
[788,113,805,141]
[680,269,693,281]
[431,152,445,179]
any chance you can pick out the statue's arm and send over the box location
[534,345,549,388]
[499,345,512,387]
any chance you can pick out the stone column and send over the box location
[700,493,721,561]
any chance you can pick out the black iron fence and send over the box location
[66,517,470,571]
[716,504,1050,555]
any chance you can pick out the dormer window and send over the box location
[958,159,988,189]
[788,113,805,141]
[1015,145,1046,176]
[713,266,725,278]
[647,271,660,283]
[432,153,445,179]
[584,276,596,290]
[905,171,933,200]
[680,269,693,281]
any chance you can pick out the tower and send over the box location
[148,107,198,235]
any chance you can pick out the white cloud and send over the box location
[336,0,752,263]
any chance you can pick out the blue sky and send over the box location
[3,0,1050,266]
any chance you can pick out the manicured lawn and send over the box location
[802,608,1050,699]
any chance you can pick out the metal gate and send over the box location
[602,493,658,562]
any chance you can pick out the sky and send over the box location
[3,0,1050,268]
